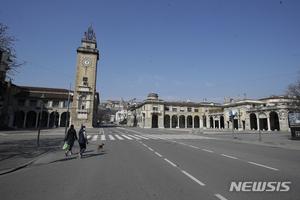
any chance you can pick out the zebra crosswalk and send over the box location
[87,134,217,141]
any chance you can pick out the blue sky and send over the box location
[1,0,299,103]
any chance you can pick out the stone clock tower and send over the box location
[71,25,99,128]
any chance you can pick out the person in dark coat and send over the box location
[78,125,88,158]
[64,125,78,156]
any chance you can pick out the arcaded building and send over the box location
[127,92,297,131]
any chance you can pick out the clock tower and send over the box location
[71,25,99,128]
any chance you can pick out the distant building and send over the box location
[127,92,297,131]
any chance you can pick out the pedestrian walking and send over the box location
[78,126,89,158]
[64,125,78,156]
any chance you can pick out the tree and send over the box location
[0,23,25,79]
[285,71,300,111]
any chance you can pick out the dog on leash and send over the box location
[97,143,105,152]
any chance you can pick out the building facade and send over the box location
[71,25,99,128]
[2,83,73,129]
[127,92,297,131]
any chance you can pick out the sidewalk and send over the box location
[0,127,299,175]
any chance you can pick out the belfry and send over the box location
[71,25,100,128]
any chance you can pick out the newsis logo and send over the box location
[230,182,291,192]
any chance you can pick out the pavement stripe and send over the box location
[101,135,106,140]
[181,170,205,186]
[202,149,214,153]
[248,161,279,171]
[215,194,227,200]
[121,135,133,140]
[221,154,237,160]
[127,134,142,140]
[114,135,124,140]
[133,134,150,140]
[91,135,98,141]
[108,135,115,140]
[164,158,177,167]
[155,152,162,157]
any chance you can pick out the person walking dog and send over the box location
[78,126,88,158]
[64,125,78,156]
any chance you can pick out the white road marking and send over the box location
[155,152,162,157]
[221,154,237,160]
[91,135,98,141]
[215,194,227,200]
[100,135,106,140]
[202,149,214,153]
[164,158,177,167]
[248,161,279,171]
[108,135,115,140]
[181,170,205,186]
[189,145,199,149]
[114,135,124,140]
[121,135,133,140]
[148,147,154,151]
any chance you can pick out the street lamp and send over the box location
[64,83,71,136]
[256,106,262,142]
[37,94,46,147]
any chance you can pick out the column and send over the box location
[35,113,39,127]
[192,116,194,129]
[23,111,27,127]
[170,116,172,128]
[185,116,187,128]
[267,116,271,131]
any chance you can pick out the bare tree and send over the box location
[285,71,300,111]
[0,23,25,80]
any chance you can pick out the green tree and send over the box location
[0,23,25,79]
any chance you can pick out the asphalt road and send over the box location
[0,127,299,200]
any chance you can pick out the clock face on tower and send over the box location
[82,58,92,67]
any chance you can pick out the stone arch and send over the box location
[38,111,48,127]
[220,116,225,129]
[49,111,59,127]
[60,112,70,127]
[270,111,280,131]
[187,115,193,128]
[210,117,214,128]
[172,115,178,128]
[26,111,37,127]
[164,115,170,128]
[194,116,200,128]
[13,110,25,127]
[250,113,257,130]
[152,115,158,128]
[179,115,185,128]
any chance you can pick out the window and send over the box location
[180,107,184,112]
[78,95,87,110]
[195,108,199,112]
[153,107,158,111]
[83,77,88,85]
[30,100,37,106]
[53,101,59,107]
[18,99,25,106]
[188,107,192,112]
[165,106,169,111]
[64,101,69,107]
[172,107,177,112]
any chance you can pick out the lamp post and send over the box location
[256,106,262,142]
[64,83,71,137]
[37,94,45,147]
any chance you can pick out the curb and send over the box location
[0,148,55,176]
